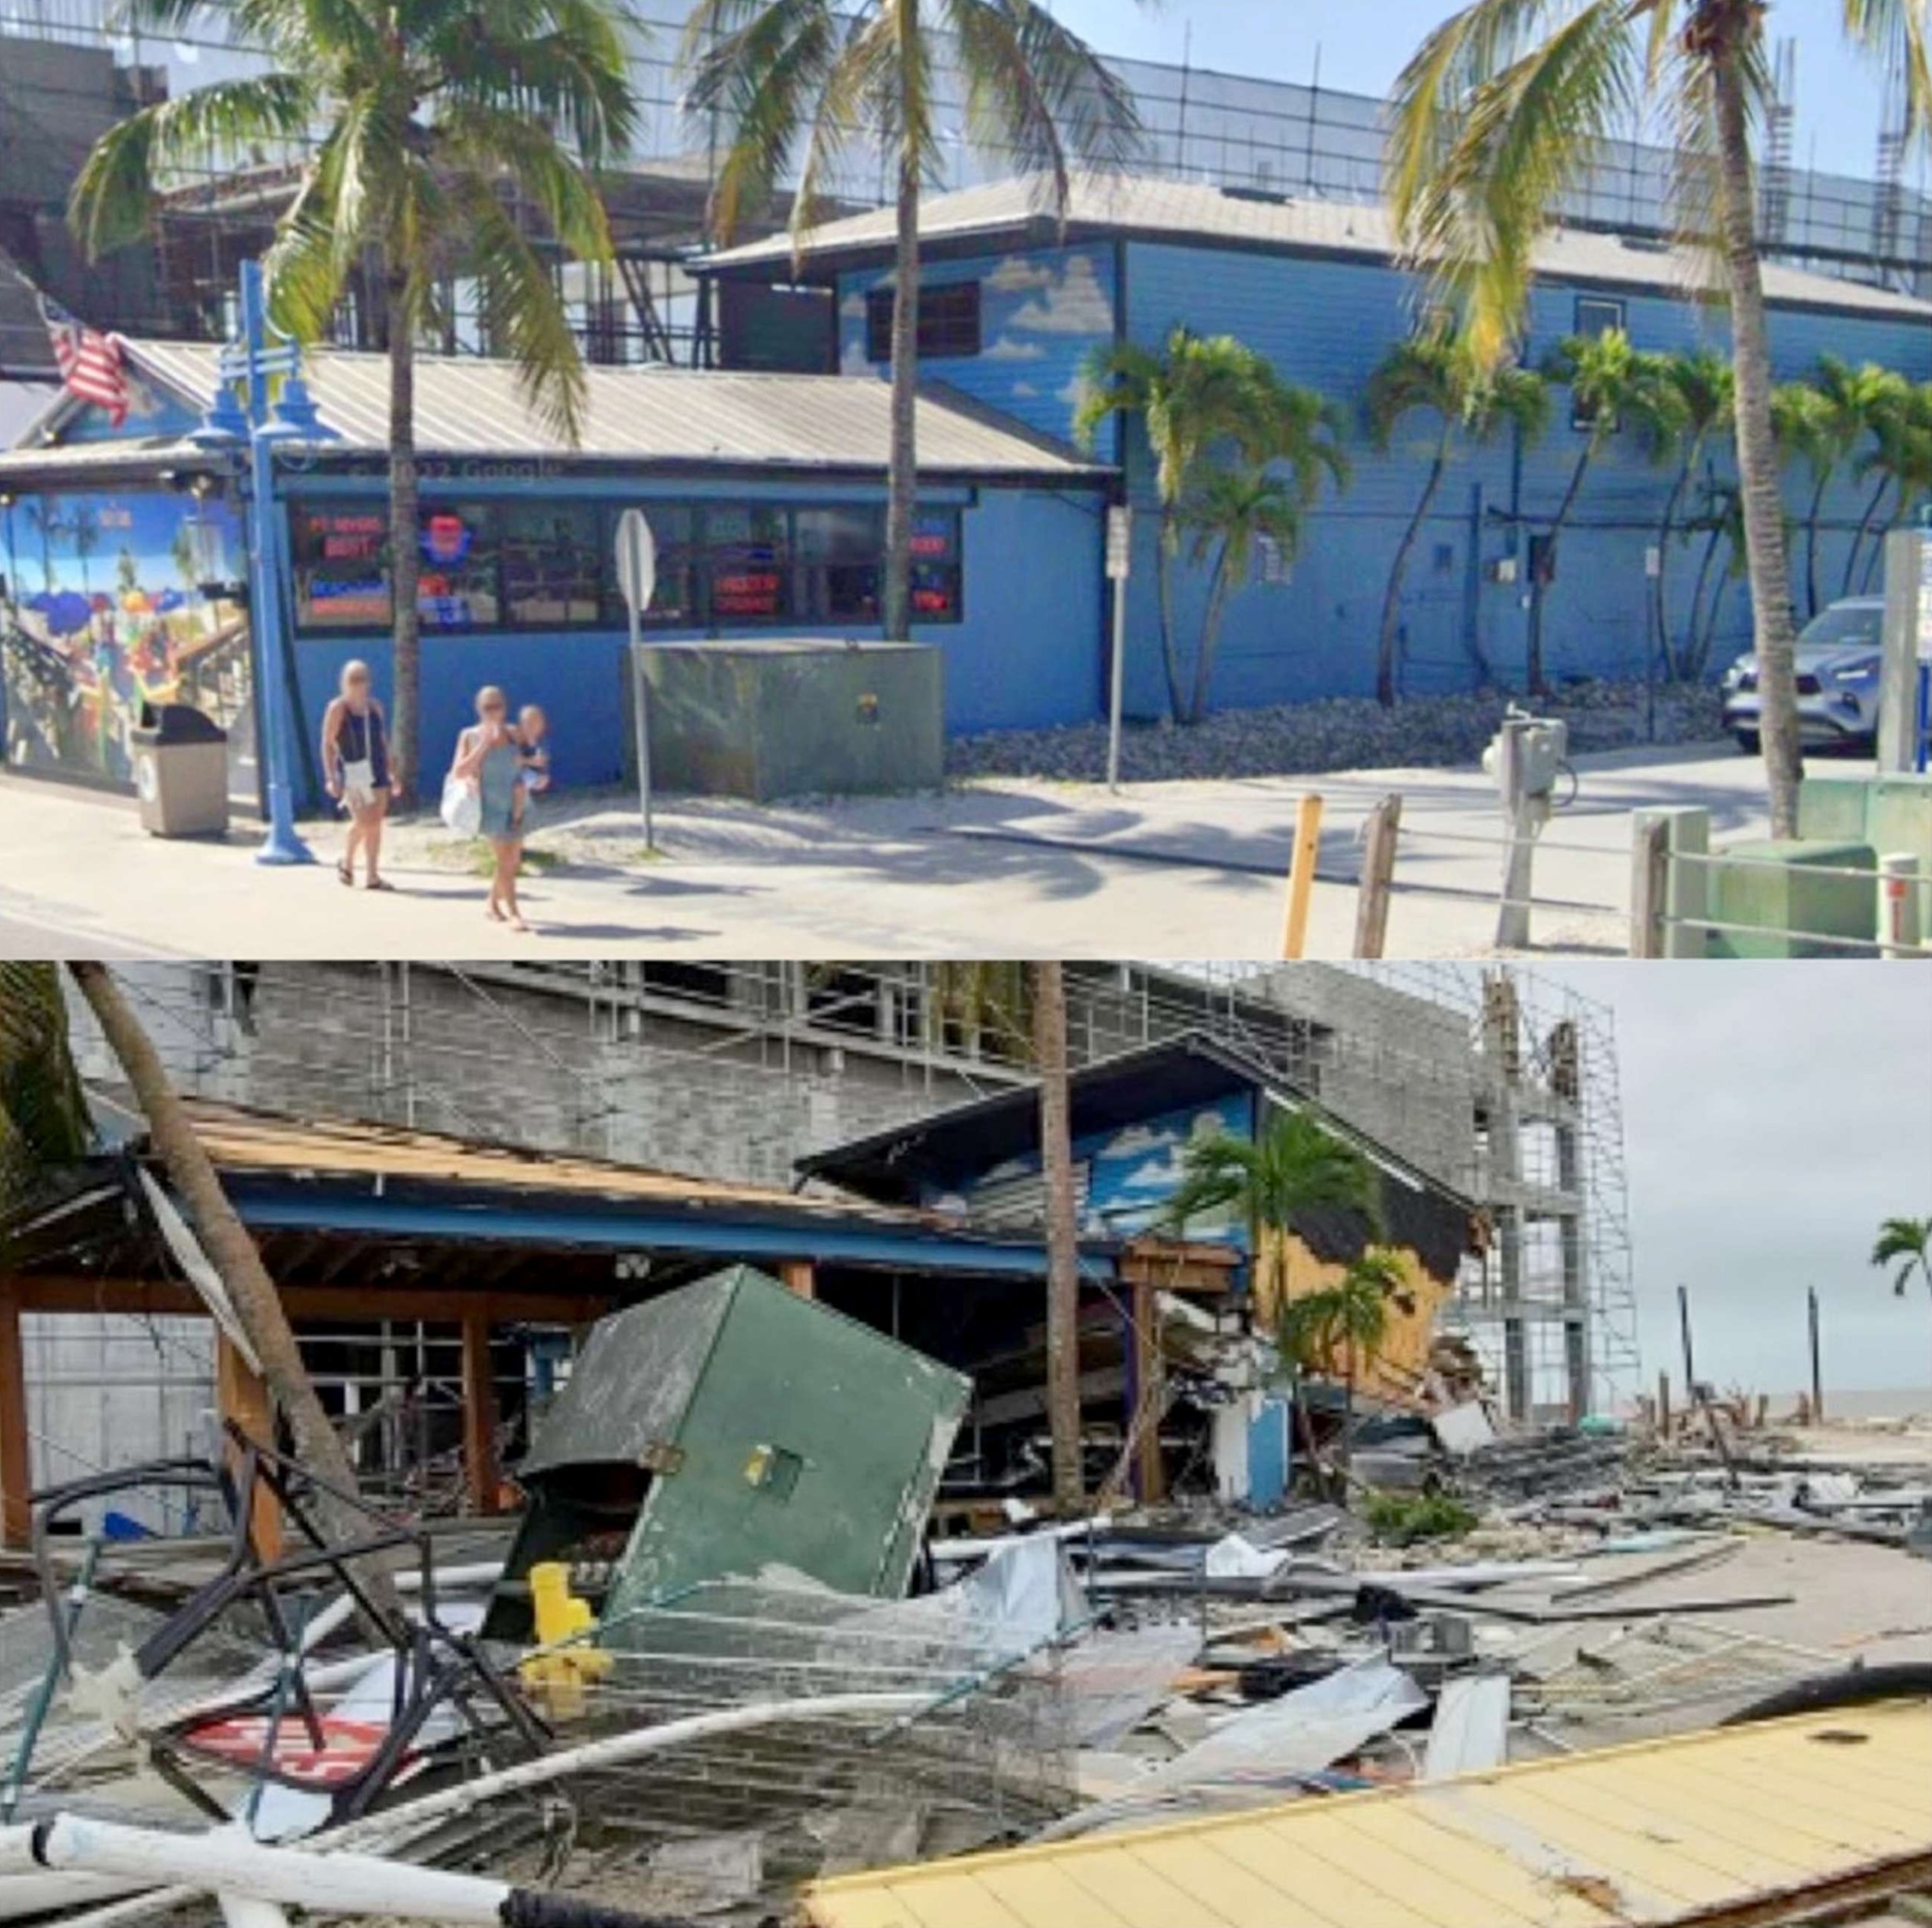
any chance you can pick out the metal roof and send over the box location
[699,170,1932,323]
[23,340,1106,479]
[806,1698,1932,1928]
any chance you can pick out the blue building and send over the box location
[700,173,1932,716]
[0,338,1106,800]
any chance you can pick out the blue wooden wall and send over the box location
[1115,242,1932,717]
[279,474,1105,797]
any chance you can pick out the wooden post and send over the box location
[1352,793,1402,959]
[778,1260,816,1300]
[1131,1272,1165,1504]
[1807,1286,1824,1424]
[1629,812,1669,958]
[1657,1369,1672,1438]
[216,1332,283,1561]
[460,1308,501,1517]
[1280,793,1324,960]
[0,1283,30,1550]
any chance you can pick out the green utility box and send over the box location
[624,639,945,801]
[1798,775,1932,872]
[483,1266,969,1642]
[1707,838,1875,958]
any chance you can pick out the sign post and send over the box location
[1105,505,1132,792]
[615,508,658,849]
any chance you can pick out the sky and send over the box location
[1540,963,1932,1403]
[1047,0,1929,185]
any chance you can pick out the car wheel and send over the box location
[1733,731,1760,755]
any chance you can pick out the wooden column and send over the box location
[0,1283,31,1551]
[460,1307,501,1516]
[1131,1273,1166,1504]
[216,1332,282,1561]
[778,1260,816,1300]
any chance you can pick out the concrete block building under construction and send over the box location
[15,962,1637,1518]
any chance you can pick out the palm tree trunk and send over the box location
[1655,454,1692,675]
[387,275,421,805]
[1187,538,1235,725]
[1712,53,1803,837]
[1378,437,1449,707]
[1156,522,1185,722]
[1527,449,1590,696]
[1033,962,1084,1516]
[66,964,399,1627]
[880,133,921,642]
[1843,477,1890,598]
[1803,471,1829,620]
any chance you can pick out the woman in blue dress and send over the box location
[449,685,530,929]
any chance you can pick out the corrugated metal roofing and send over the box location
[65,341,1104,478]
[804,1697,1932,1927]
[169,1097,980,1232]
[702,171,1932,322]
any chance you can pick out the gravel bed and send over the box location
[947,681,1729,784]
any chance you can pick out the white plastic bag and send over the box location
[440,772,481,837]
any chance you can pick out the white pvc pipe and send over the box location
[11,1691,938,1928]
[16,1816,513,1927]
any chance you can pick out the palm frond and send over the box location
[1841,0,1932,150]
[0,962,92,1212]
[69,72,314,257]
[450,176,591,443]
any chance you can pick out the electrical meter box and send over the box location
[1483,715,1570,796]
[483,1266,970,1642]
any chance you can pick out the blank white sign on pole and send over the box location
[1106,505,1131,791]
[615,509,658,848]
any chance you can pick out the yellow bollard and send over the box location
[1280,793,1324,959]
[519,1560,611,1721]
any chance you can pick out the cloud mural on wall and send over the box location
[1006,254,1114,337]
[985,255,1058,294]
[981,337,1046,362]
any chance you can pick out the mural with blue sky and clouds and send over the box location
[838,242,1119,449]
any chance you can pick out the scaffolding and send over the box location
[2,0,1927,378]
[58,959,1640,1449]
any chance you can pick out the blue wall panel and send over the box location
[1117,239,1932,715]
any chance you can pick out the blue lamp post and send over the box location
[189,259,333,866]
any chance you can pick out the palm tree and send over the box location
[1078,329,1323,722]
[1174,392,1348,724]
[1685,476,1751,680]
[1387,0,1932,839]
[1363,333,1549,706]
[1031,961,1082,1514]
[1646,348,1733,677]
[1871,1216,1932,1307]
[1162,1108,1380,1332]
[70,0,641,801]
[1279,1247,1410,1480]
[65,966,394,1602]
[1526,330,1675,695]
[1851,379,1932,593]
[1777,357,1882,620]
[687,0,1141,646]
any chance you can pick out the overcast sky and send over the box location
[1535,964,1932,1404]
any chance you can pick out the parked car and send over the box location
[1721,597,1887,754]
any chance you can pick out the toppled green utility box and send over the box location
[483,1266,969,1641]
[625,639,945,800]
[1707,838,1875,958]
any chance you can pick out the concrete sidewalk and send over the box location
[0,737,1801,959]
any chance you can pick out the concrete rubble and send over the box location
[2,1297,1929,1928]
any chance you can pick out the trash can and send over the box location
[131,702,230,837]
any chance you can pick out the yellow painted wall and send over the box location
[1259,1229,1454,1403]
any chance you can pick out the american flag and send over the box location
[40,298,129,426]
